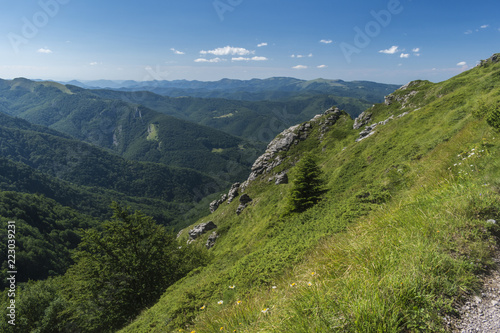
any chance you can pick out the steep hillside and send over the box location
[0,111,230,224]
[0,79,260,182]
[116,54,500,332]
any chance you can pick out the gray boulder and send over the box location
[236,194,253,215]
[274,172,288,185]
[227,183,240,204]
[353,111,372,129]
[188,221,217,240]
[209,194,228,213]
[205,232,218,249]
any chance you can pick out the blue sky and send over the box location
[0,0,499,84]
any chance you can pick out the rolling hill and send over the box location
[0,78,261,183]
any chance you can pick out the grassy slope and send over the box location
[121,57,500,332]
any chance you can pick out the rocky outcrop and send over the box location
[319,107,343,138]
[227,183,240,204]
[270,171,288,185]
[242,107,344,190]
[479,53,500,67]
[356,124,378,142]
[355,107,420,143]
[236,193,252,215]
[384,90,418,108]
[353,111,372,130]
[205,232,218,249]
[209,194,227,213]
[188,221,217,240]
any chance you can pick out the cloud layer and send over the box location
[200,46,254,56]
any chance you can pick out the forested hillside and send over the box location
[90,89,371,141]
[0,78,261,182]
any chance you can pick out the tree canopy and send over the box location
[285,154,326,214]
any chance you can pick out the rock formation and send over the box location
[353,111,372,130]
[210,194,227,213]
[241,107,343,190]
[188,221,217,240]
[236,193,252,215]
[205,232,218,249]
[227,183,240,204]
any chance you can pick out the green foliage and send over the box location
[486,102,500,131]
[0,277,71,333]
[0,192,98,287]
[61,203,208,332]
[285,154,326,214]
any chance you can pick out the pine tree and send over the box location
[285,154,326,214]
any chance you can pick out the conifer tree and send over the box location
[285,154,326,214]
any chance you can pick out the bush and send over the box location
[486,103,500,131]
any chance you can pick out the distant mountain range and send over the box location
[59,77,401,102]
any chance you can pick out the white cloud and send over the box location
[379,46,399,54]
[251,56,268,61]
[464,30,473,35]
[292,53,313,58]
[257,42,268,47]
[37,48,52,54]
[89,62,102,66]
[412,48,420,53]
[232,56,268,61]
[171,48,185,55]
[292,65,308,69]
[400,53,410,58]
[320,39,333,44]
[194,57,225,63]
[200,46,254,56]
[457,61,467,66]
[481,24,489,29]
[317,65,328,69]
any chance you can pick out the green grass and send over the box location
[119,55,500,333]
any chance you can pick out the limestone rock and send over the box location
[241,107,345,190]
[274,172,288,185]
[353,111,372,129]
[356,124,378,142]
[209,194,227,213]
[236,193,253,215]
[205,232,218,249]
[480,53,500,67]
[227,183,240,204]
[384,90,418,108]
[188,221,217,240]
